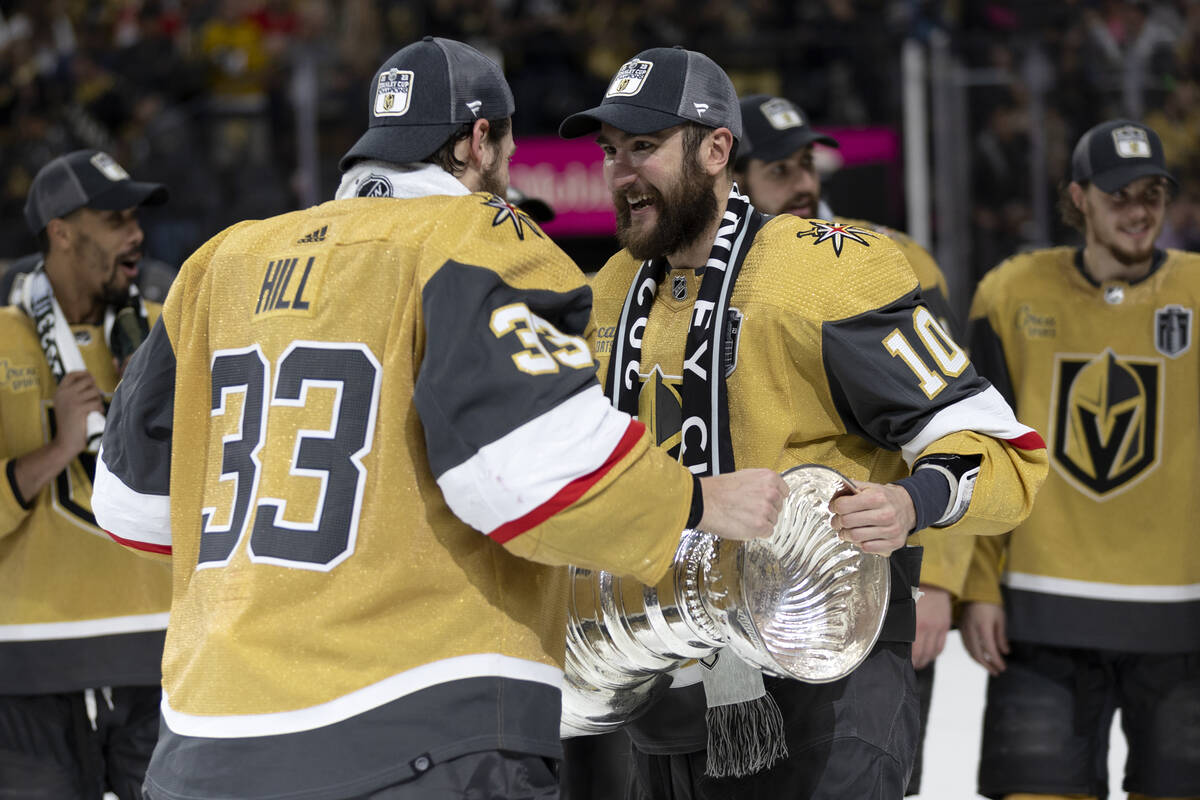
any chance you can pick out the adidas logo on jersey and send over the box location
[297,225,328,244]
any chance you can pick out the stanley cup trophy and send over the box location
[562,464,891,736]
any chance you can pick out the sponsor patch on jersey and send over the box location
[356,174,393,198]
[1049,349,1161,499]
[0,359,38,393]
[1155,304,1191,358]
[1014,304,1057,339]
[796,220,878,257]
[606,60,653,98]
[90,152,130,182]
[1112,125,1152,159]
[373,68,413,117]
[760,98,803,130]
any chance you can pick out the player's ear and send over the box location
[1068,181,1086,213]
[701,127,735,178]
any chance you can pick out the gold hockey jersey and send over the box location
[93,192,697,799]
[0,304,169,694]
[591,212,1047,753]
[964,246,1200,652]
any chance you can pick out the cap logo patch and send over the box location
[1111,126,1152,159]
[761,98,803,131]
[606,59,653,98]
[466,100,482,118]
[693,102,709,117]
[373,68,413,117]
[90,152,129,182]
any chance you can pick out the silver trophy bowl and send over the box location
[561,464,890,736]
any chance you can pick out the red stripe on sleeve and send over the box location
[1006,431,1046,451]
[106,530,172,556]
[488,419,646,545]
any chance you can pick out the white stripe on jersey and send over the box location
[900,384,1038,466]
[93,446,172,548]
[436,384,633,535]
[161,652,563,738]
[1005,571,1200,603]
[0,612,169,641]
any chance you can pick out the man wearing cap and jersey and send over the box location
[560,46,1047,798]
[735,93,972,797]
[90,37,785,800]
[961,121,1200,799]
[0,150,170,798]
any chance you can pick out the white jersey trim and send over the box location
[161,653,563,738]
[1005,571,1200,603]
[0,612,169,641]
[900,385,1037,466]
[93,447,172,548]
[437,385,632,534]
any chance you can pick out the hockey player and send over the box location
[961,120,1200,799]
[0,150,169,799]
[91,37,786,799]
[560,47,1048,798]
[734,92,973,796]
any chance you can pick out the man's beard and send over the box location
[615,158,719,262]
[480,151,506,198]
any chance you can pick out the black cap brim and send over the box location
[560,102,695,139]
[340,121,460,171]
[88,181,168,212]
[1091,163,1177,194]
[747,128,839,164]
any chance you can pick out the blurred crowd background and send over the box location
[4,0,1200,301]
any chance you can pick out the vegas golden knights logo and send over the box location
[636,367,683,459]
[1051,349,1160,498]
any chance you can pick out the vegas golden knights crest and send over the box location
[636,366,683,457]
[1155,304,1192,358]
[1051,349,1160,499]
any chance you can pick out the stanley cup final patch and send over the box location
[760,98,803,130]
[90,152,130,181]
[1112,125,1152,158]
[374,69,414,117]
[606,60,653,98]
[1155,304,1192,357]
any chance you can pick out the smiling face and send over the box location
[597,122,719,262]
[741,143,821,218]
[61,206,145,307]
[1077,175,1169,266]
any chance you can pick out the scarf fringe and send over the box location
[703,691,789,778]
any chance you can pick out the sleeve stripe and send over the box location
[489,419,643,544]
[93,447,173,552]
[900,384,1044,466]
[1006,430,1047,451]
[105,529,173,556]
[435,384,638,536]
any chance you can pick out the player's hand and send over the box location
[52,371,105,458]
[829,480,915,555]
[960,601,1009,676]
[697,469,788,541]
[913,584,952,670]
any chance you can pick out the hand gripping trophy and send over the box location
[561,465,890,735]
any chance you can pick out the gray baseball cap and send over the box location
[24,150,167,235]
[340,36,515,171]
[559,47,741,141]
[737,95,838,166]
[1071,119,1176,193]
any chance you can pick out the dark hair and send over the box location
[681,122,739,178]
[1057,180,1086,233]
[424,117,512,176]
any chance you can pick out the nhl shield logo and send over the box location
[356,174,393,198]
[607,60,653,98]
[373,68,413,117]
[1111,125,1152,159]
[1155,304,1192,357]
[672,275,687,300]
[761,98,803,130]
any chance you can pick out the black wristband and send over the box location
[686,473,704,529]
[894,468,951,533]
